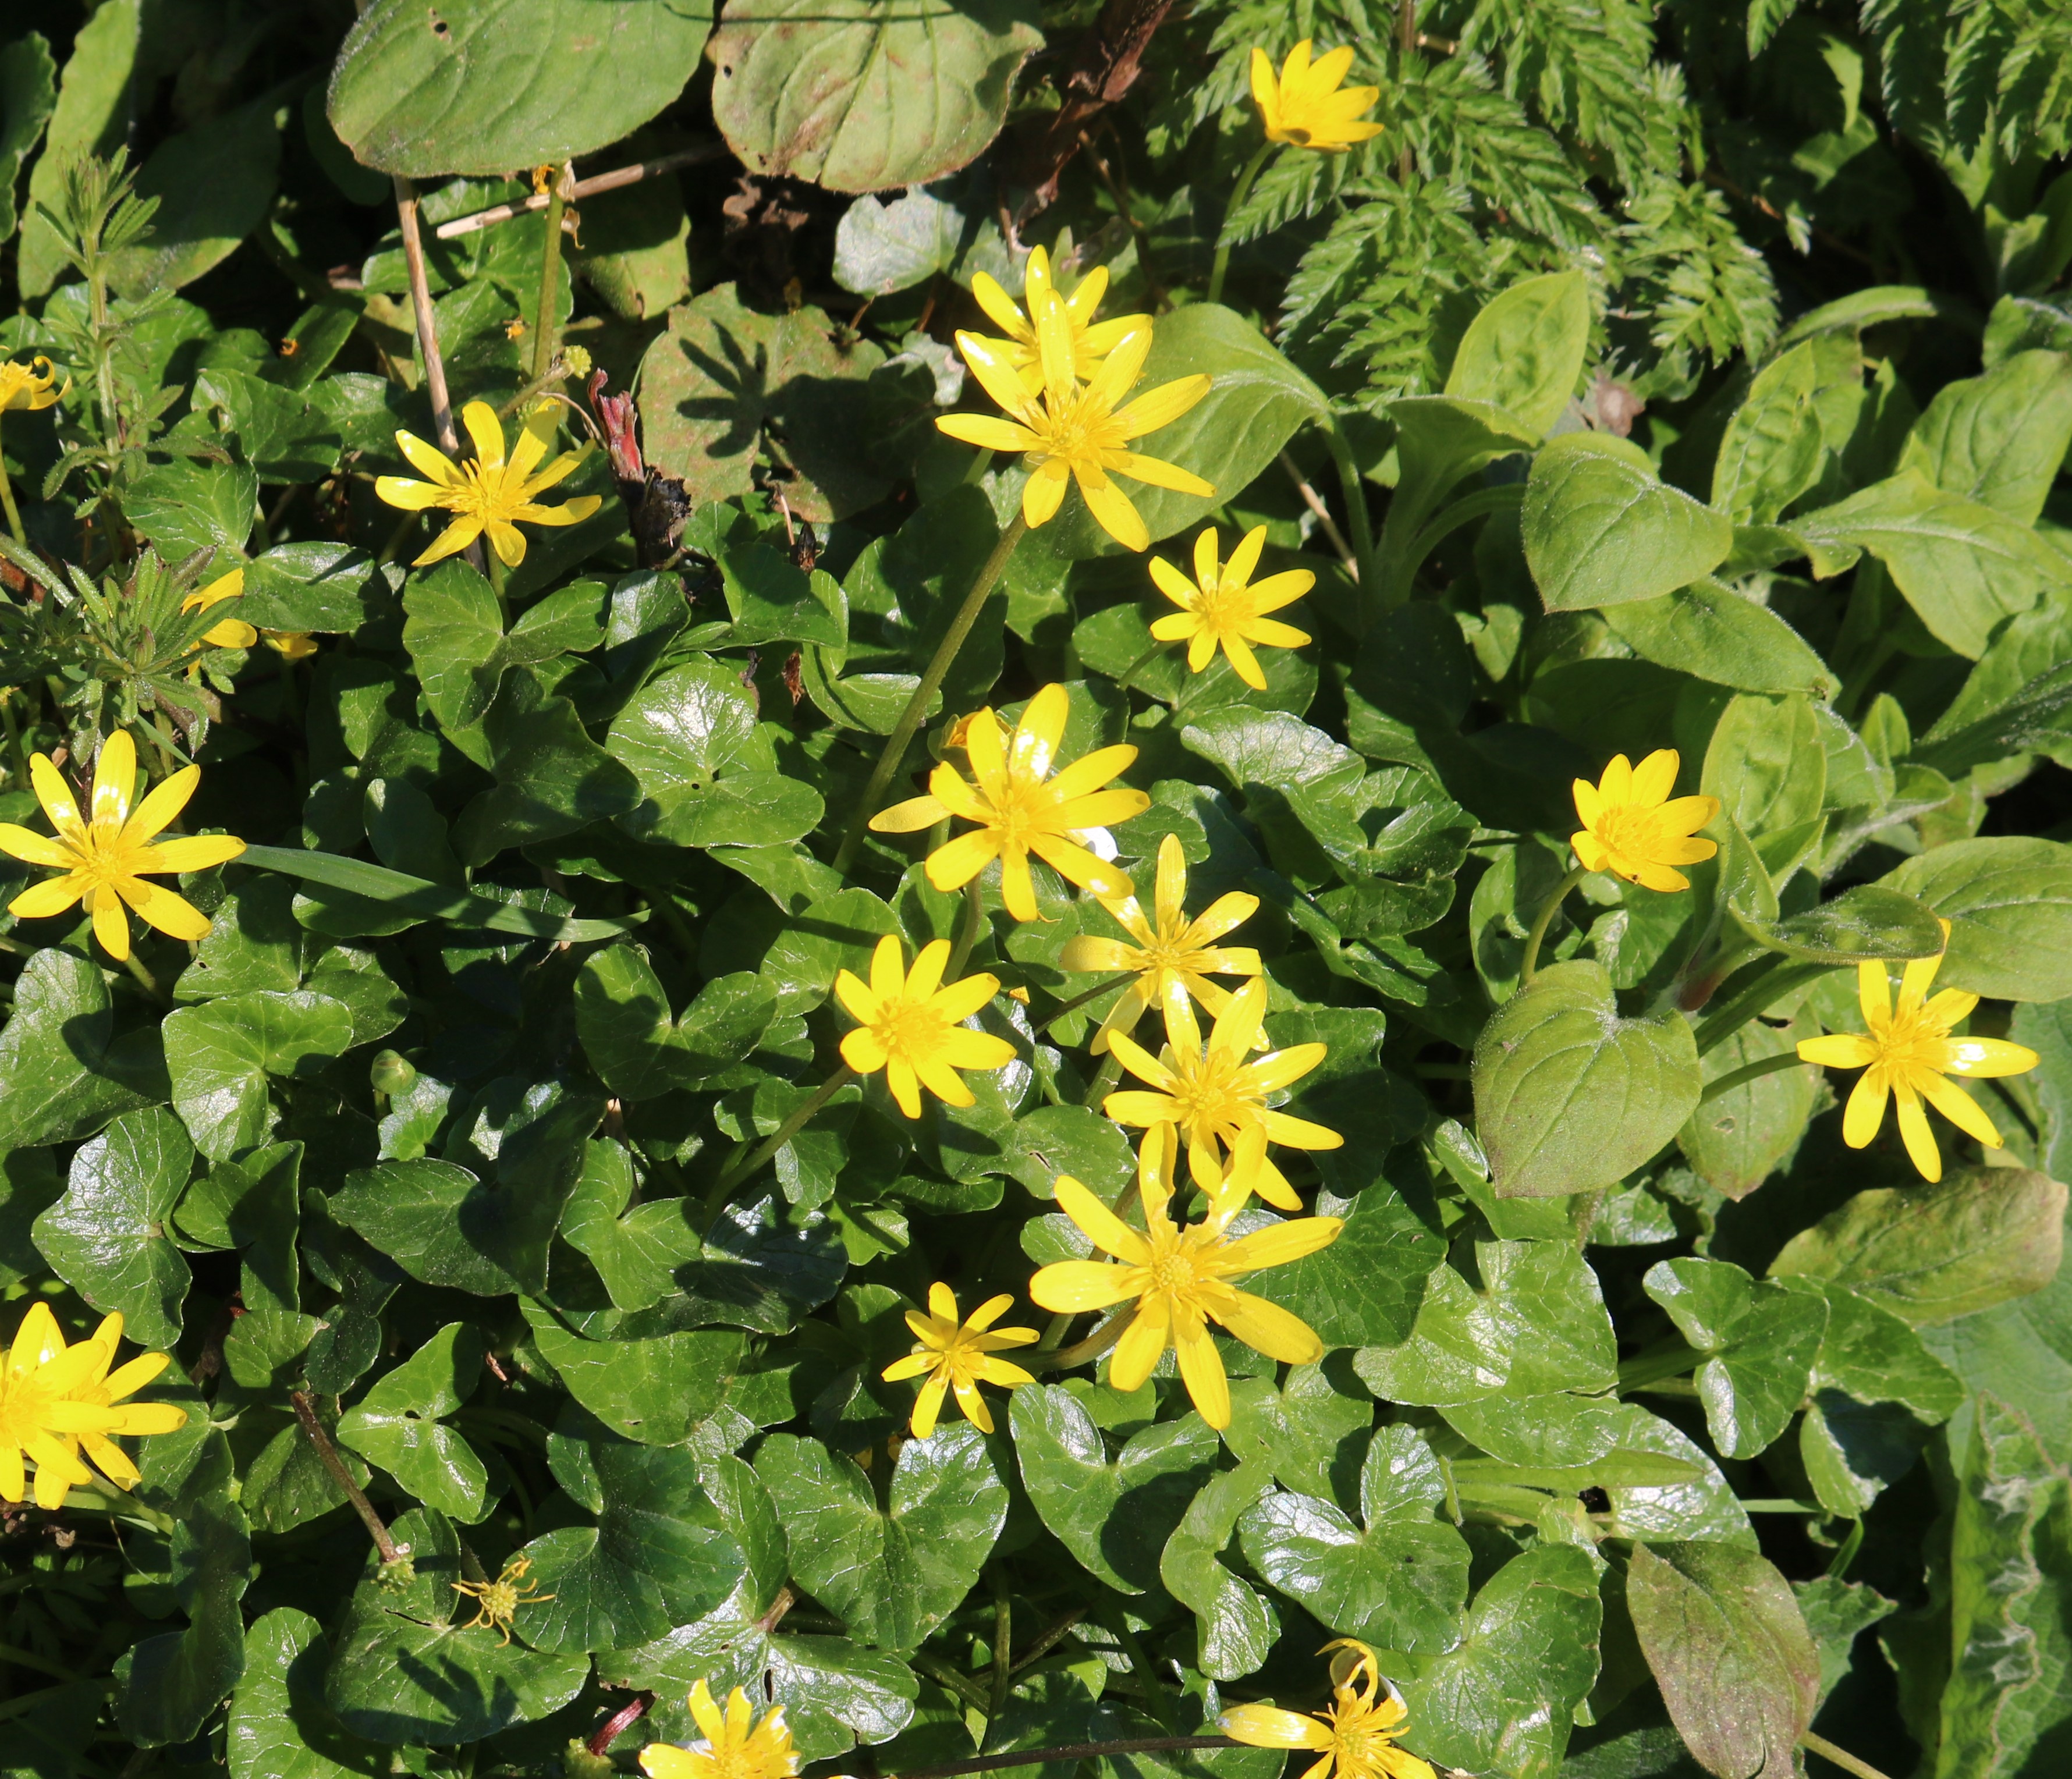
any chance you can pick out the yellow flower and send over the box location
[264,630,319,662]
[180,566,256,649]
[967,244,1145,395]
[1149,523,1314,690]
[1250,41,1385,152]
[938,293,1213,552]
[0,356,64,412]
[835,935,1019,1119]
[1030,1125,1340,1428]
[374,399,602,568]
[1059,833,1262,1053]
[451,1553,555,1645]
[1104,978,1339,1212]
[0,730,244,961]
[1221,1638,1435,1779]
[1570,749,1719,893]
[881,1283,1039,1438]
[1796,921,2038,1182]
[640,1681,800,1779]
[0,1304,185,1510]
[871,683,1150,923]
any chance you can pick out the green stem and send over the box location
[703,1067,858,1229]
[485,546,510,623]
[1800,1731,1897,1779]
[1322,419,1383,615]
[988,1573,1014,1725]
[531,164,570,384]
[1085,1049,1123,1107]
[0,423,23,544]
[119,950,166,1006]
[946,878,987,981]
[1028,1305,1133,1371]
[834,513,1028,873]
[1700,1050,1807,1104]
[1693,959,1830,1054]
[1517,864,1588,988]
[0,688,30,791]
[1207,142,1275,305]
[1390,482,1524,607]
[1042,972,1134,1032]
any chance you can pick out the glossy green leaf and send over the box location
[161,990,356,1161]
[1523,433,1733,611]
[115,1497,253,1747]
[1241,1182,1445,1348]
[1159,1466,1280,1681]
[239,844,640,942]
[1677,1016,1816,1201]
[1736,883,1946,965]
[335,1324,491,1521]
[576,949,778,1099]
[33,1107,193,1347]
[0,947,164,1152]
[227,1608,386,1779]
[1473,959,1702,1198]
[1884,836,2072,1001]
[1600,578,1833,697]
[1643,1258,1828,1458]
[524,1308,744,1444]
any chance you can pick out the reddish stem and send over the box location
[589,1692,655,1758]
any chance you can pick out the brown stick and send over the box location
[392,176,459,455]
[289,1390,402,1564]
[435,145,728,239]
[1015,0,1176,222]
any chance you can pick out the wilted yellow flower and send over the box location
[938,294,1212,552]
[1251,41,1384,152]
[1796,921,2038,1182]
[0,730,244,960]
[0,1304,185,1510]
[1030,1125,1340,1429]
[1221,1639,1435,1779]
[1059,833,1261,1053]
[968,244,1145,395]
[0,355,63,413]
[881,1283,1038,1438]
[641,1681,800,1779]
[835,935,1018,1118]
[264,631,320,662]
[1570,749,1719,893]
[181,566,256,649]
[451,1552,554,1645]
[375,399,601,568]
[1149,524,1314,690]
[1104,978,1338,1210]
[871,683,1148,924]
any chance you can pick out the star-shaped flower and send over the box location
[1796,921,2038,1181]
[0,730,244,960]
[451,1553,555,1646]
[968,244,1145,395]
[871,683,1149,923]
[375,399,601,567]
[1058,833,1261,1053]
[881,1283,1038,1437]
[835,936,1019,1118]
[1251,41,1385,152]
[1149,523,1314,690]
[0,1304,185,1510]
[641,1681,801,1779]
[1221,1638,1435,1779]
[1570,749,1719,893]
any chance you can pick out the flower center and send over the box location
[1594,804,1673,865]
[1193,578,1247,635]
[1871,1004,1955,1077]
[872,1000,944,1062]
[457,459,524,523]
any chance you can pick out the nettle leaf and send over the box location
[708,0,1043,193]
[1238,1429,1471,1654]
[576,949,778,1098]
[1769,1169,2068,1324]
[329,0,714,176]
[517,1417,750,1653]
[1897,347,2072,524]
[33,1107,194,1347]
[1642,1258,1828,1458]
[756,1426,1009,1650]
[335,1323,493,1521]
[1736,883,1945,966]
[1473,959,1702,1198]
[1627,1542,1819,1779]
[1711,341,1826,527]
[163,991,356,1162]
[0,948,165,1151]
[1523,433,1733,611]
[1885,836,2072,1001]
[325,1509,589,1745]
[1010,1386,1219,1595]
[1406,1542,1603,1779]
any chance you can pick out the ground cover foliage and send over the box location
[2,1,2072,1776]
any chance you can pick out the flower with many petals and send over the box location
[375,399,601,567]
[0,1304,186,1510]
[0,730,244,960]
[0,356,64,413]
[881,1283,1038,1437]
[1030,1125,1340,1428]
[1059,834,1261,1053]
[180,566,256,649]
[1221,1639,1435,1779]
[938,293,1212,552]
[836,935,1018,1118]
[1251,41,1385,152]
[641,1680,801,1779]
[451,1553,554,1645]
[871,683,1149,923]
[1570,749,1719,893]
[1105,978,1339,1210]
[1149,524,1314,690]
[1796,921,2038,1181]
[967,244,1145,395]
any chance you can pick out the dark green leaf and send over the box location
[33,1107,193,1347]
[0,948,165,1151]
[335,1324,491,1521]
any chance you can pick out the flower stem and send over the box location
[1028,1305,1133,1371]
[1207,142,1275,305]
[1693,959,1832,1055]
[1698,1050,1807,1104]
[484,546,509,622]
[0,424,24,544]
[1800,1732,1896,1779]
[531,164,572,384]
[119,950,166,1006]
[834,513,1028,873]
[289,1389,402,1564]
[0,688,30,791]
[1041,972,1134,1032]
[946,877,987,981]
[1322,418,1383,613]
[701,1066,858,1231]
[1517,864,1588,988]
[586,1692,654,1759]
